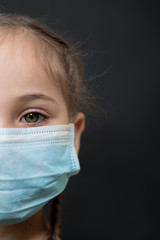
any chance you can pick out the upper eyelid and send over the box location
[19,109,49,119]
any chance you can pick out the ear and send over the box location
[73,112,85,154]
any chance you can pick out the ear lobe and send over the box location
[73,112,85,154]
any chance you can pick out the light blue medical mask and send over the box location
[0,124,80,225]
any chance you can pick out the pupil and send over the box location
[25,113,39,123]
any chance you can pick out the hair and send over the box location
[0,12,86,117]
[0,13,86,240]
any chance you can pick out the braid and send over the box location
[47,194,62,240]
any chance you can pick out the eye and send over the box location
[20,112,47,125]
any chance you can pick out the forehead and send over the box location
[0,30,59,88]
[0,31,65,103]
[0,31,44,75]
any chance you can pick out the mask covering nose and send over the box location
[0,124,80,225]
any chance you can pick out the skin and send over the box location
[0,32,85,240]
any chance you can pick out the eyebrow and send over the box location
[16,94,56,103]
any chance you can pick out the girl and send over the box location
[0,13,85,240]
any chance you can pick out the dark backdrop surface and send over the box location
[0,1,160,239]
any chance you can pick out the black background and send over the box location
[0,1,160,239]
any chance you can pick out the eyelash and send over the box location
[20,111,48,126]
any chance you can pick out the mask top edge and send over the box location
[0,123,74,134]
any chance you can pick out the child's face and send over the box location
[0,35,69,128]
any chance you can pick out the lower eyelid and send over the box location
[20,117,48,128]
